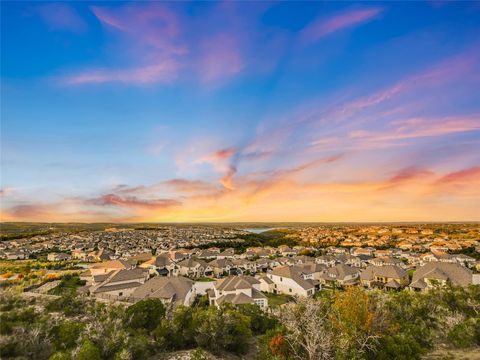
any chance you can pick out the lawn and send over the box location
[264,292,293,307]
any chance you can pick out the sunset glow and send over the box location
[1,1,479,222]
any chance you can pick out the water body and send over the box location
[244,228,277,234]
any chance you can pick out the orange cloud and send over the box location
[436,166,480,184]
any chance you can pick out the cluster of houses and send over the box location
[293,224,480,251]
[0,226,247,260]
[74,244,477,309]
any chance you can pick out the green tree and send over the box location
[237,304,277,334]
[193,305,252,355]
[125,299,166,331]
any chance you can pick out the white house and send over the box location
[267,265,317,297]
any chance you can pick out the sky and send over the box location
[1,1,480,223]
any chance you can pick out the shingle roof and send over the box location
[411,262,472,288]
[177,258,208,268]
[215,275,260,291]
[141,254,171,268]
[108,268,148,282]
[92,281,143,293]
[323,264,360,280]
[90,259,132,270]
[271,265,315,290]
[360,265,407,281]
[131,276,194,305]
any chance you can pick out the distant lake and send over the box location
[245,228,277,234]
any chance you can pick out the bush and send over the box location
[193,305,252,355]
[49,351,71,360]
[76,340,101,360]
[126,298,166,331]
[50,320,84,350]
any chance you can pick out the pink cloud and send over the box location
[436,166,480,184]
[63,60,180,85]
[199,34,244,83]
[89,194,181,209]
[349,116,480,143]
[302,7,383,43]
[36,3,87,33]
[91,4,185,55]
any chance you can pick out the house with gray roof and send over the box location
[209,275,268,309]
[410,262,472,291]
[89,268,149,300]
[131,276,195,306]
[318,264,360,287]
[177,258,213,278]
[360,265,409,289]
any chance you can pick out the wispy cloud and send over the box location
[63,60,180,85]
[436,166,480,184]
[35,3,87,34]
[88,194,181,210]
[199,34,244,83]
[301,7,383,43]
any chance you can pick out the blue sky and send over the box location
[1,1,480,222]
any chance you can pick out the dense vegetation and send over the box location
[0,285,478,359]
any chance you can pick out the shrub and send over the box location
[126,299,166,331]
[76,340,101,360]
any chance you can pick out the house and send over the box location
[410,263,472,291]
[131,276,195,307]
[230,259,257,275]
[360,265,409,289]
[47,253,71,262]
[128,251,153,263]
[278,245,298,257]
[254,258,270,272]
[139,254,176,276]
[177,258,213,278]
[267,265,317,297]
[3,251,27,260]
[370,257,404,268]
[351,247,375,257]
[89,268,149,300]
[208,258,234,277]
[197,250,217,260]
[71,249,87,260]
[209,275,268,309]
[315,255,338,267]
[292,255,315,265]
[89,259,134,276]
[217,248,235,259]
[169,251,188,262]
[453,254,476,268]
[257,275,275,293]
[87,248,114,262]
[318,264,360,287]
[295,263,327,280]
[420,251,455,265]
